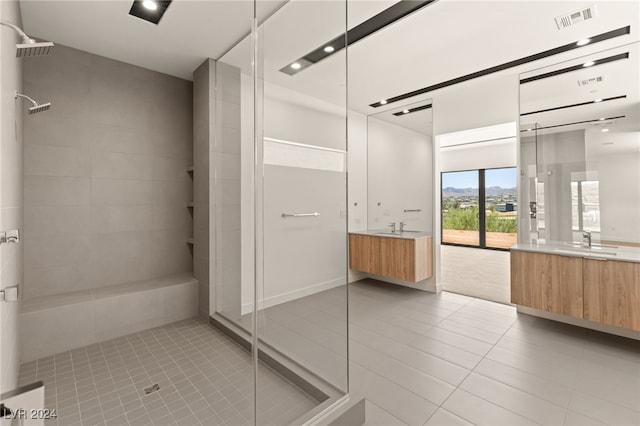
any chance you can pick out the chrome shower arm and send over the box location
[0,20,34,44]
[15,92,38,107]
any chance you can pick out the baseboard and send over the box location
[516,305,640,340]
[241,276,346,315]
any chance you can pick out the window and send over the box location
[442,167,518,250]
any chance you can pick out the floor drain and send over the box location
[143,384,160,395]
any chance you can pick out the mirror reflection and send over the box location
[367,100,433,234]
[520,43,640,248]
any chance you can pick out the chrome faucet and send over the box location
[388,222,396,233]
[399,221,406,232]
[582,231,592,248]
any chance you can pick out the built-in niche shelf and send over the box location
[186,201,195,208]
[186,165,194,173]
[186,238,194,245]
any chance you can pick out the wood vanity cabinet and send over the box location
[510,251,583,318]
[583,259,640,331]
[349,234,433,282]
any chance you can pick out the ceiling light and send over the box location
[129,0,172,25]
[594,98,603,103]
[576,38,591,46]
[142,0,157,10]
[290,62,302,70]
[323,46,335,53]
[599,117,606,120]
[402,109,410,114]
[380,100,387,105]
[583,61,595,67]
[601,128,609,132]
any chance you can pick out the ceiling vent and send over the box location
[555,5,597,30]
[578,75,606,87]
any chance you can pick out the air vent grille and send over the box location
[578,75,606,87]
[555,5,597,29]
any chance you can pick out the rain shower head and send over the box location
[15,92,51,115]
[17,41,55,57]
[0,20,55,57]
[28,102,51,114]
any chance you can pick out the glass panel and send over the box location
[442,170,480,246]
[485,168,518,248]
[257,0,349,423]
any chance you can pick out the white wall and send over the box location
[367,117,432,232]
[240,78,362,312]
[595,151,640,244]
[0,0,23,395]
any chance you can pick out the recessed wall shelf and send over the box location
[186,165,194,172]
[186,238,194,245]
[187,201,195,208]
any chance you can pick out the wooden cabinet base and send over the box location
[349,234,432,282]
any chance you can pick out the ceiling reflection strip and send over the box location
[520,52,629,84]
[280,0,437,76]
[392,103,432,116]
[521,95,627,116]
[370,25,631,107]
[520,115,626,132]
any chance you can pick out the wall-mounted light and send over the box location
[129,0,172,25]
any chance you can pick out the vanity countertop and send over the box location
[349,230,432,240]
[511,241,640,263]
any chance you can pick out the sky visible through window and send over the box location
[443,168,516,189]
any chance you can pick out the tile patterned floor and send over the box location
[17,318,318,426]
[350,279,640,426]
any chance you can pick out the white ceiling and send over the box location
[19,0,640,124]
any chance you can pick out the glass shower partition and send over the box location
[212,0,349,424]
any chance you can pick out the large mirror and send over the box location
[367,100,434,234]
[519,43,640,248]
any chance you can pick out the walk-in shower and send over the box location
[14,92,51,114]
[0,20,54,57]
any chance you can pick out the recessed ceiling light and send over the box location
[601,128,609,132]
[323,46,335,53]
[142,0,157,10]
[599,117,606,120]
[583,61,595,67]
[402,109,410,114]
[290,62,302,70]
[594,98,603,103]
[576,38,591,46]
[129,0,172,25]
[380,100,387,105]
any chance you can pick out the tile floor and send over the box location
[350,279,640,426]
[17,281,640,426]
[17,318,318,426]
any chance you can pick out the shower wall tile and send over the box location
[91,151,154,180]
[23,204,91,239]
[91,178,154,205]
[23,44,194,300]
[90,123,154,155]
[25,144,91,177]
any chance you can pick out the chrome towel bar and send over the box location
[281,212,320,218]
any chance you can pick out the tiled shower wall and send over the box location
[22,44,194,299]
[0,0,24,395]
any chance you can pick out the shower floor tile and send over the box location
[17,318,319,426]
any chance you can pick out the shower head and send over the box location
[28,102,51,114]
[15,92,52,115]
[16,41,55,57]
[0,20,55,57]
